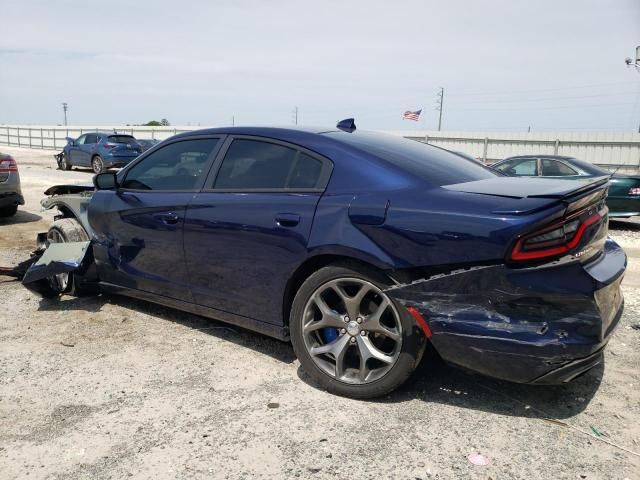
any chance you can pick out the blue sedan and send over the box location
[24,123,625,398]
[58,132,142,173]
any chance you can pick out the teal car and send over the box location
[492,155,640,218]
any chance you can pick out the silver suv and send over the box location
[0,153,24,217]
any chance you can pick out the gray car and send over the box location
[0,153,24,217]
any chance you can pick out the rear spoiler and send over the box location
[527,176,609,199]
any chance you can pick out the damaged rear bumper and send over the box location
[387,238,626,384]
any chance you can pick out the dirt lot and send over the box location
[1,146,639,480]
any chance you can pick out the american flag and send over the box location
[402,109,422,121]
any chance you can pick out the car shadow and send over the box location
[36,292,602,417]
[296,353,603,420]
[0,210,42,225]
[37,293,297,365]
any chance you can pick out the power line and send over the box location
[446,91,638,106]
[450,81,638,97]
[449,102,631,113]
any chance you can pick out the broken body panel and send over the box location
[386,238,625,383]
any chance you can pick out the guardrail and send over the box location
[1,125,639,173]
[0,126,191,151]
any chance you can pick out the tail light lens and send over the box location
[102,143,115,149]
[0,156,18,172]
[628,187,640,196]
[509,206,606,262]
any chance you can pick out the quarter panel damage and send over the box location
[385,254,624,383]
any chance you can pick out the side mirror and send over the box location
[93,172,118,190]
[65,137,75,146]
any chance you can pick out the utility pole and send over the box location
[62,102,68,126]
[232,115,235,126]
[435,88,444,131]
[624,46,640,132]
[292,106,298,126]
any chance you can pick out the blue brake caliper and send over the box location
[321,328,339,343]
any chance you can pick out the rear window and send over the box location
[565,158,609,176]
[108,135,136,144]
[327,131,497,186]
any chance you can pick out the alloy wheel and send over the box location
[92,156,104,174]
[302,278,403,384]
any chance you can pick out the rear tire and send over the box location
[91,155,105,174]
[45,218,95,296]
[0,205,18,217]
[290,263,427,399]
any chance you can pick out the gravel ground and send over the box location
[1,146,639,480]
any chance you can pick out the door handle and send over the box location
[156,212,179,225]
[275,213,300,228]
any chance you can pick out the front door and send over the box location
[183,136,332,325]
[88,137,222,300]
[68,134,87,166]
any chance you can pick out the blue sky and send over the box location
[1,0,639,131]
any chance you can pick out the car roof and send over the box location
[173,126,339,137]
[92,131,136,136]
[504,155,575,161]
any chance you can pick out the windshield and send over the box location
[327,131,497,186]
[107,135,137,144]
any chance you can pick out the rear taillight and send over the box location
[628,187,640,196]
[509,206,605,262]
[102,143,115,149]
[0,157,18,172]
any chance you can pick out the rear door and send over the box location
[88,137,222,300]
[183,136,332,325]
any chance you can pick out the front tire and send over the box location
[91,155,105,174]
[61,153,72,170]
[290,264,426,399]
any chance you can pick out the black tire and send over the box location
[290,263,427,399]
[45,218,95,296]
[0,205,18,217]
[61,153,72,171]
[91,155,105,174]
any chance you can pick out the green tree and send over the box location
[143,120,162,126]
[160,118,170,126]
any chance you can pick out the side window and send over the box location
[289,153,323,188]
[85,134,98,144]
[213,139,325,190]
[542,159,577,176]
[121,138,219,191]
[496,159,537,176]
[75,134,87,146]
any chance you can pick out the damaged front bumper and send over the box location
[387,238,626,384]
[21,239,91,296]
